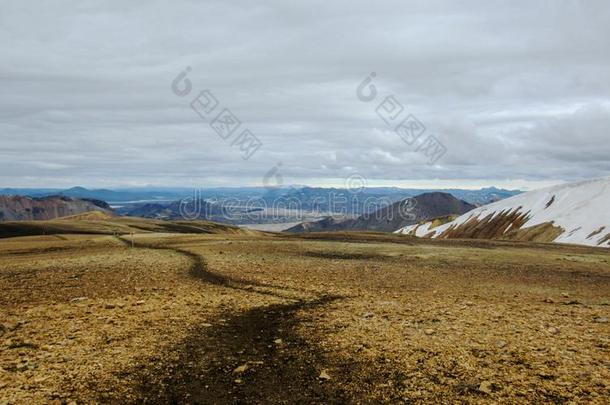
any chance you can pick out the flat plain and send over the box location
[1,221,609,403]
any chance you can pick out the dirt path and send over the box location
[131,296,347,404]
[115,236,319,299]
[114,236,348,404]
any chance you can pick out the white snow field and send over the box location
[396,177,610,247]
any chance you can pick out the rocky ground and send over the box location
[1,231,609,403]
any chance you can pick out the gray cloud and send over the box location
[1,0,609,189]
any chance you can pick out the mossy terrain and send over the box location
[1,222,609,403]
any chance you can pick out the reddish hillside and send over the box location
[0,195,114,221]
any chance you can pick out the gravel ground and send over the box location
[1,232,609,404]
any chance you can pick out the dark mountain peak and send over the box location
[414,191,460,201]
[286,191,475,234]
[66,186,89,192]
[413,191,475,207]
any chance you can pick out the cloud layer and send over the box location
[1,0,609,189]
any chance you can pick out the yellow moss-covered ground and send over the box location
[1,232,609,403]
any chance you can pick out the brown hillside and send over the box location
[0,195,113,221]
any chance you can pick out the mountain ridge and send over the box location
[0,195,114,222]
[286,192,476,233]
[396,176,610,247]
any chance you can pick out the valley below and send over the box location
[1,221,609,404]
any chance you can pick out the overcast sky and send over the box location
[2,0,610,190]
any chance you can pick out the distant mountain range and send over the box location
[0,186,521,207]
[264,186,519,212]
[0,187,187,203]
[0,195,113,222]
[396,177,610,248]
[120,200,227,222]
[2,179,608,248]
[286,192,475,233]
[0,185,521,227]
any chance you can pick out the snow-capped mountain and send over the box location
[395,177,610,248]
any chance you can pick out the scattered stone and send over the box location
[543,297,555,303]
[274,338,283,345]
[319,369,331,380]
[9,321,27,331]
[233,364,249,374]
[548,326,560,335]
[538,371,555,380]
[496,340,507,349]
[104,303,116,309]
[8,340,39,350]
[135,300,145,306]
[478,380,494,394]
[201,323,213,328]
[455,379,479,394]
[593,317,608,323]
[424,329,435,335]
[561,292,570,298]
[234,379,242,384]
[69,297,88,303]
[363,312,375,318]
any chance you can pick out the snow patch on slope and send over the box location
[396,177,610,247]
